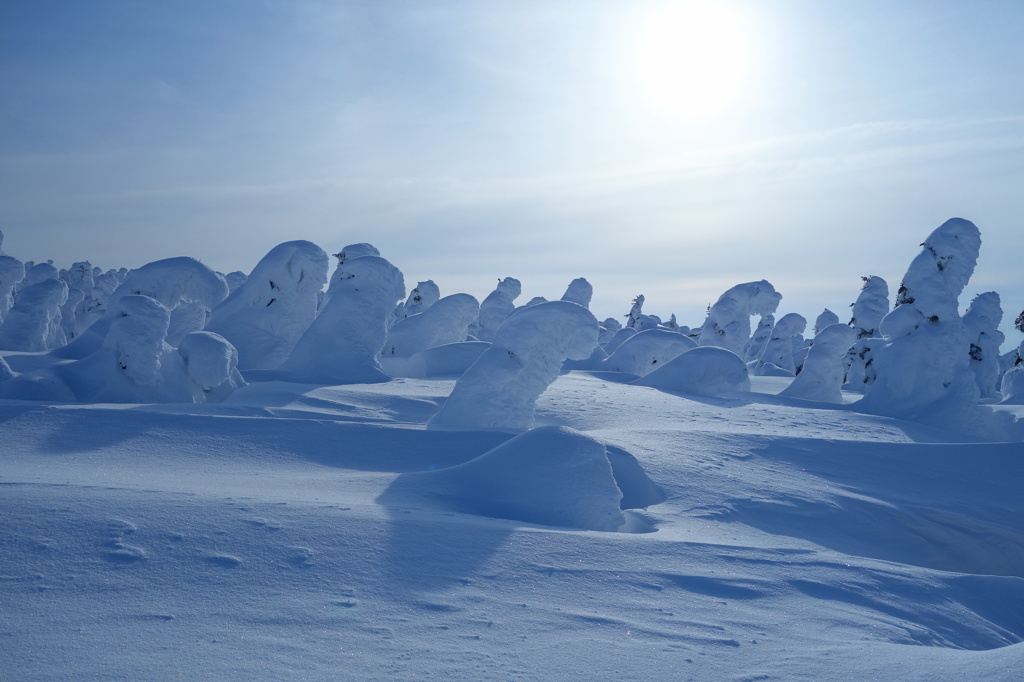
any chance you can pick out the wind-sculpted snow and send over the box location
[429,300,598,430]
[177,331,246,402]
[560,277,593,308]
[635,345,750,396]
[273,255,405,384]
[386,340,491,379]
[602,328,697,377]
[205,240,329,370]
[963,291,1005,399]
[380,426,659,531]
[383,293,479,359]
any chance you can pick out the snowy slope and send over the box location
[3,372,1023,680]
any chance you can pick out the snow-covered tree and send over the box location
[743,314,774,362]
[842,276,890,391]
[560,277,593,309]
[755,312,806,376]
[698,280,782,356]
[0,255,26,324]
[625,295,645,328]
[635,345,749,397]
[206,241,329,370]
[0,278,69,351]
[383,293,480,359]
[275,255,405,384]
[429,301,598,431]
[813,309,840,335]
[780,323,856,403]
[856,218,1011,437]
[474,277,521,342]
[962,292,1004,399]
[403,280,441,318]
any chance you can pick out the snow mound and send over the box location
[429,301,598,431]
[602,328,697,377]
[380,426,662,531]
[385,341,490,379]
[635,345,749,396]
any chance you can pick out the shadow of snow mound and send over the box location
[378,425,663,532]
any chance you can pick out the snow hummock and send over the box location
[635,345,750,396]
[429,301,598,431]
[381,425,643,532]
[602,328,697,377]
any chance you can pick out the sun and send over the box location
[627,1,751,120]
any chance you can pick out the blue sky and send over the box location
[2,0,1023,343]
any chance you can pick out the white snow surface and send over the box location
[3,368,1024,680]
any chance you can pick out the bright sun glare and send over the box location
[629,1,750,119]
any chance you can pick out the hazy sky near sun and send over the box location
[2,0,1023,340]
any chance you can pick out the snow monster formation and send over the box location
[429,301,599,431]
[205,241,329,370]
[780,323,856,403]
[962,291,1005,400]
[474,277,522,342]
[754,312,806,376]
[855,218,1014,437]
[0,255,26,324]
[698,280,783,356]
[274,254,405,384]
[842,275,890,391]
[383,293,480,359]
[0,278,69,351]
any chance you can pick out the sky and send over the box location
[2,0,1023,345]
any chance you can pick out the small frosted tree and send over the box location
[780,323,856,403]
[842,276,890,391]
[0,278,69,351]
[560,277,593,309]
[0,255,26,324]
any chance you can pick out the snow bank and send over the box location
[275,255,405,384]
[383,293,479,358]
[382,426,662,531]
[780,323,856,403]
[698,280,782,355]
[429,301,598,431]
[206,241,329,370]
[601,328,697,377]
[635,345,749,396]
